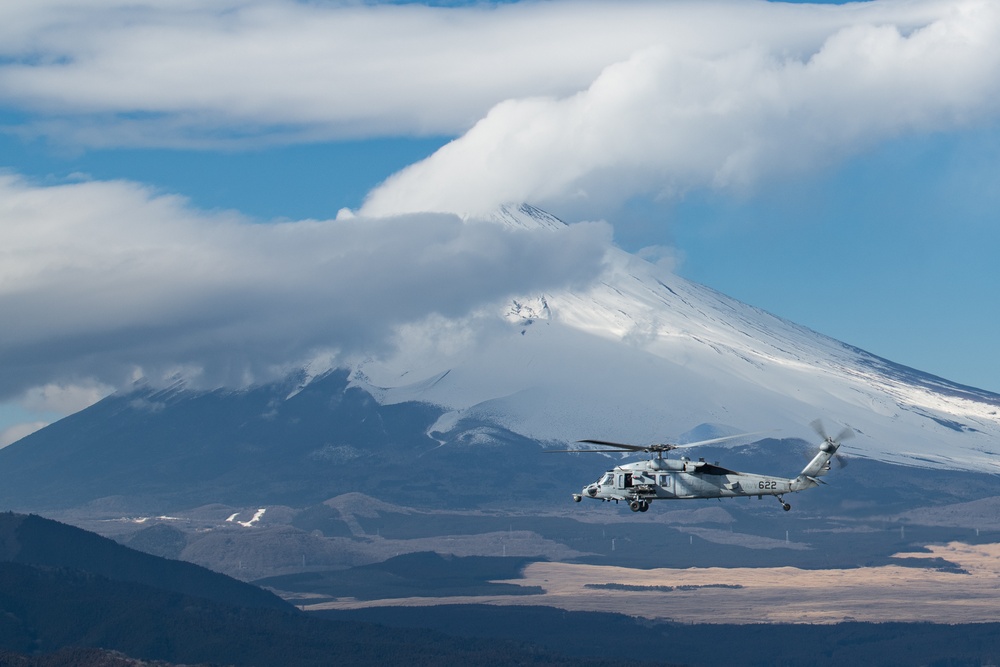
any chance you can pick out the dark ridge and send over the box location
[0,516,647,667]
[257,551,544,600]
[320,604,1000,667]
[0,560,638,666]
[0,647,188,666]
[0,512,290,611]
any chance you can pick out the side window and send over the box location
[658,474,671,488]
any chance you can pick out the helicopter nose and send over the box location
[586,484,599,497]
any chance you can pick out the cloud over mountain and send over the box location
[4,0,1000,439]
[0,175,610,402]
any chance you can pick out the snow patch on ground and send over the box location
[227,508,266,527]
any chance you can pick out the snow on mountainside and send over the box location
[350,204,1000,473]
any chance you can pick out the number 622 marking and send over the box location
[758,480,777,490]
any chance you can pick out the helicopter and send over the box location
[553,421,851,512]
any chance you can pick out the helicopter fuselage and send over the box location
[565,428,842,512]
[573,439,838,512]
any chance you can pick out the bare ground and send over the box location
[303,541,1000,624]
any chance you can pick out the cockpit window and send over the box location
[600,472,614,486]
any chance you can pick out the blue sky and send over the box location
[2,0,1000,444]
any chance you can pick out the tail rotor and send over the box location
[810,419,853,468]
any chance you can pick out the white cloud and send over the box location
[3,1,996,216]
[19,381,111,415]
[361,2,1000,217]
[0,0,953,147]
[0,173,611,400]
[0,421,48,448]
[636,245,684,273]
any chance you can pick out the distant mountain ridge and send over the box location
[0,367,637,510]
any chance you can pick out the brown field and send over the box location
[303,542,1000,624]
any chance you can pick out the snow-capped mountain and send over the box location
[4,203,999,514]
[349,204,1000,474]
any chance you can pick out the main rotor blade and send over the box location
[669,430,773,449]
[570,431,773,453]
[545,449,639,453]
[574,439,648,452]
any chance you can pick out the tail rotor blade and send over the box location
[812,419,854,445]
[810,419,829,442]
[835,426,855,443]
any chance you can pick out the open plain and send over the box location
[304,541,1000,624]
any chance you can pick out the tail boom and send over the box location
[791,440,839,491]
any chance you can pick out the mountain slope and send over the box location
[351,204,1000,473]
[1,204,998,514]
[0,371,453,509]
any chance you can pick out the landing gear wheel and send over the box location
[629,500,641,512]
[638,501,649,512]
[782,503,791,511]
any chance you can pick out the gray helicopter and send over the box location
[556,420,851,512]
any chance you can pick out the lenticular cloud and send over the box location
[361,3,1000,218]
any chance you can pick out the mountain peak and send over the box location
[350,235,1000,474]
[479,203,568,231]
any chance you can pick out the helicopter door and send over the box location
[616,473,633,489]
